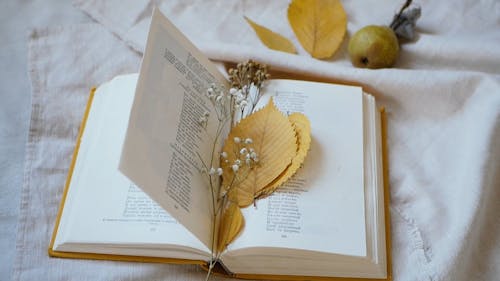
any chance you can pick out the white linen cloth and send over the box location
[14,0,500,280]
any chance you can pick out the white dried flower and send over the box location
[221,151,228,158]
[235,159,241,166]
[209,167,216,175]
[240,148,247,154]
[234,137,241,143]
[232,164,239,172]
[229,88,237,95]
[244,138,253,144]
[236,93,244,102]
[217,168,223,176]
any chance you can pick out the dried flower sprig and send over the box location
[199,62,310,281]
[219,136,259,200]
[198,60,269,280]
[228,60,270,125]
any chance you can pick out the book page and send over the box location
[119,9,229,249]
[225,80,367,257]
[54,75,209,258]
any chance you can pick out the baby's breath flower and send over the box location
[232,164,239,172]
[244,138,253,144]
[235,159,241,166]
[217,168,223,176]
[221,151,228,158]
[229,88,237,95]
[236,93,244,102]
[240,148,247,154]
[250,151,257,159]
[234,137,241,144]
[209,167,216,175]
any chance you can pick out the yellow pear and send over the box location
[348,25,399,69]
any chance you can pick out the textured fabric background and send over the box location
[7,0,500,280]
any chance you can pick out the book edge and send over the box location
[48,87,97,256]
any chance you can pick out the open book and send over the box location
[50,8,391,280]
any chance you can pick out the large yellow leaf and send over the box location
[287,0,347,59]
[221,100,297,207]
[256,113,311,199]
[245,16,297,54]
[217,201,244,253]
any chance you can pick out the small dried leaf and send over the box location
[245,16,297,54]
[217,201,244,253]
[221,100,296,207]
[287,0,347,59]
[256,113,311,198]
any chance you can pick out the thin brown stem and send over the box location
[390,0,413,30]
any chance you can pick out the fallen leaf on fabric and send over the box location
[287,0,347,59]
[245,16,297,54]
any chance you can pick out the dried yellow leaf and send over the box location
[217,201,244,253]
[221,99,297,207]
[245,16,297,54]
[287,0,347,59]
[256,113,311,199]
